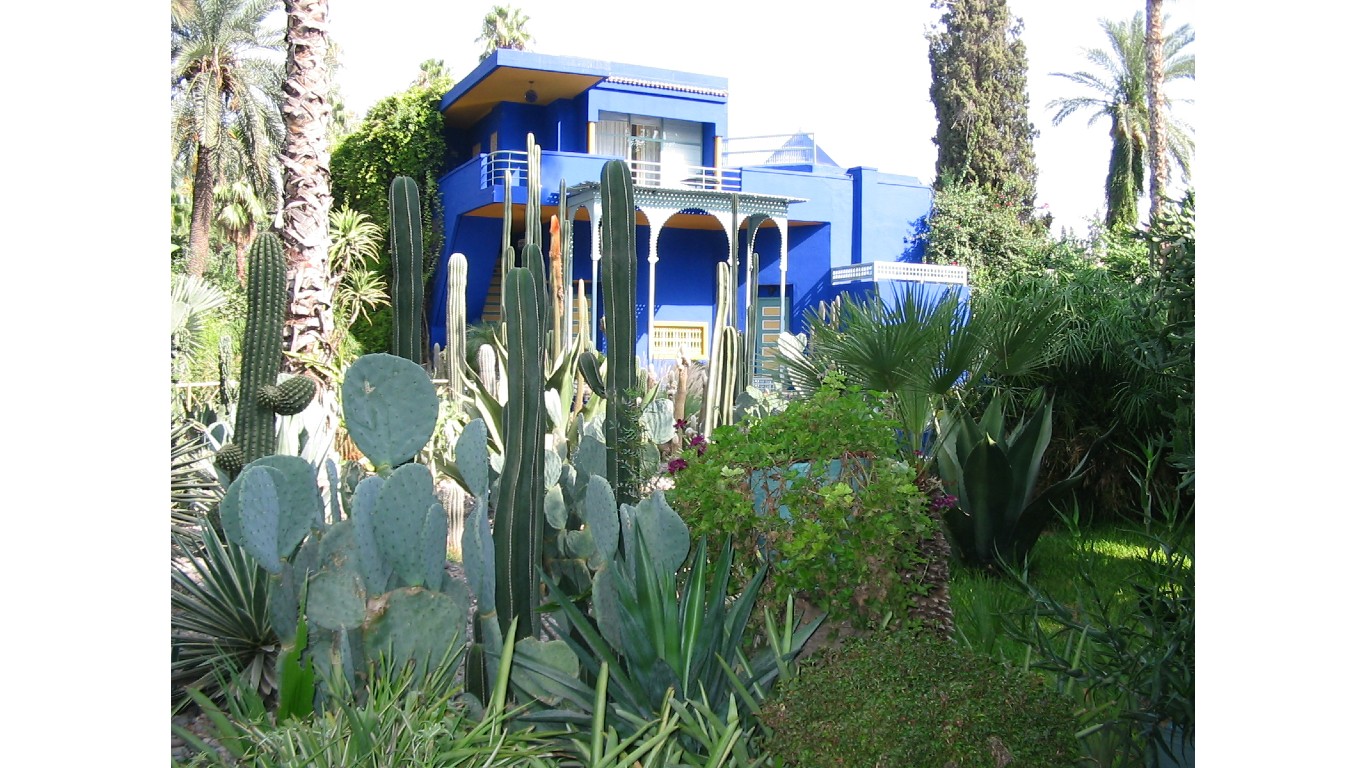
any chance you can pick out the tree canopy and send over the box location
[1048,12,1194,230]
[170,0,284,276]
[927,0,1039,214]
[476,5,533,61]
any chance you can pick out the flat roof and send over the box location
[439,49,728,128]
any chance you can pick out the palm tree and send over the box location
[1146,0,1169,228]
[476,5,533,61]
[277,0,337,377]
[214,178,270,284]
[1047,13,1193,230]
[171,0,284,277]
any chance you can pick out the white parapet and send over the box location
[830,261,969,286]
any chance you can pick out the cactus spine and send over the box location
[215,232,316,476]
[389,176,425,364]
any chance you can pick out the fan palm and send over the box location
[214,177,270,285]
[171,0,284,277]
[476,5,533,61]
[1048,13,1194,230]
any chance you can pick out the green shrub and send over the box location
[761,630,1081,768]
[666,377,935,629]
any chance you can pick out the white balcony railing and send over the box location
[480,150,739,191]
[831,262,970,286]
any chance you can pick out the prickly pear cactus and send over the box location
[219,353,466,696]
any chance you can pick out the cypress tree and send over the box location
[927,0,1039,213]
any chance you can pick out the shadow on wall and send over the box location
[900,214,932,262]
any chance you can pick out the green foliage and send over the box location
[171,0,285,276]
[329,206,390,333]
[536,535,821,732]
[761,629,1080,768]
[927,0,1039,209]
[1003,511,1194,768]
[172,525,278,709]
[331,74,452,354]
[176,628,560,767]
[1048,13,1195,231]
[779,282,1059,443]
[934,395,1105,571]
[921,176,1052,285]
[477,5,534,60]
[964,205,1191,520]
[667,377,936,628]
[172,419,225,536]
[1134,190,1195,490]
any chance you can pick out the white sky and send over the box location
[326,0,1194,237]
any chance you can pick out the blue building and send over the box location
[429,49,967,376]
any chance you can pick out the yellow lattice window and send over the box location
[651,321,708,361]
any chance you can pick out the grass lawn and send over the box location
[948,519,1195,767]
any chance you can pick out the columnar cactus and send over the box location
[389,176,425,365]
[445,252,468,396]
[215,232,316,476]
[594,159,643,504]
[495,265,547,642]
[703,262,739,437]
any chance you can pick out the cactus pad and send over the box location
[341,353,439,470]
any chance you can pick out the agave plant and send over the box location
[171,419,223,538]
[933,395,1110,570]
[529,535,822,741]
[171,524,278,709]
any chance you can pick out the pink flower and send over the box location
[667,458,689,474]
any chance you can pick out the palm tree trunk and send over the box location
[277,0,335,376]
[1146,0,1168,230]
[187,144,215,278]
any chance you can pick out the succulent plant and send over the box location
[389,176,425,365]
[218,353,465,698]
[215,232,317,477]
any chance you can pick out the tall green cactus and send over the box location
[703,261,740,437]
[389,176,425,364]
[495,266,546,642]
[215,232,316,477]
[599,159,642,505]
[445,252,468,398]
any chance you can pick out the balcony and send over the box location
[479,150,739,192]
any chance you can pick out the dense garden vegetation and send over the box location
[171,1,1194,766]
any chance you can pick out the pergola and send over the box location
[563,181,805,367]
